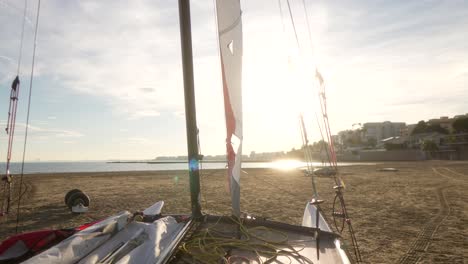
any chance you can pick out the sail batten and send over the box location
[216,0,243,217]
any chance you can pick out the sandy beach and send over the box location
[1,161,467,263]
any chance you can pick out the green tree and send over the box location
[422,140,439,151]
[367,137,377,148]
[426,124,449,134]
[453,117,468,133]
[411,121,428,135]
[412,121,449,135]
[285,147,303,160]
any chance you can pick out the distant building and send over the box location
[428,116,454,132]
[381,136,406,145]
[248,151,286,161]
[408,114,468,135]
[363,121,406,142]
[402,124,417,137]
[408,132,446,149]
[338,130,362,147]
[453,113,468,119]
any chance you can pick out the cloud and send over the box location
[139,87,155,93]
[127,109,161,119]
[127,137,149,143]
[0,121,83,139]
[1,0,189,120]
[33,1,186,120]
[125,137,158,146]
[54,130,83,138]
[0,54,14,63]
[386,88,465,108]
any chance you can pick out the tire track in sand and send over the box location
[441,167,467,182]
[398,168,452,264]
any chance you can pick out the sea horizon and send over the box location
[0,160,375,174]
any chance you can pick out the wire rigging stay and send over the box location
[16,0,42,233]
[285,0,300,49]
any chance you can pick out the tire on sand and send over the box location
[65,189,83,206]
[67,191,90,209]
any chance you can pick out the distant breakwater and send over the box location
[107,160,272,164]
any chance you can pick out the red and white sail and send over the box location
[216,0,243,217]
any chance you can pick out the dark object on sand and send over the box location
[313,167,337,177]
[378,168,399,172]
[65,189,90,213]
[64,189,82,205]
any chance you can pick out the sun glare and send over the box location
[272,159,304,170]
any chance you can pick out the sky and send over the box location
[0,0,467,161]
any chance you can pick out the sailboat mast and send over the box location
[178,0,202,218]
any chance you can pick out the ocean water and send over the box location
[0,161,373,174]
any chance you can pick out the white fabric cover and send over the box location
[114,217,183,264]
[23,211,130,264]
[22,212,184,264]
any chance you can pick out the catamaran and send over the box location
[0,0,361,263]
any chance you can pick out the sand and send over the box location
[0,161,467,263]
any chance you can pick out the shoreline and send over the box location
[1,160,385,175]
[6,159,468,176]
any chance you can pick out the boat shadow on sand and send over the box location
[0,204,89,240]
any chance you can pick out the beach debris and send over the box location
[64,189,90,213]
[378,168,399,172]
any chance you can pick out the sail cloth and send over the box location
[216,0,243,217]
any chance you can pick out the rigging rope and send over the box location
[285,0,300,49]
[16,0,28,75]
[196,128,208,209]
[274,1,362,261]
[277,0,286,32]
[1,0,28,216]
[15,0,41,233]
[315,79,363,262]
[1,78,20,215]
[301,0,314,51]
[314,84,336,167]
[299,115,318,198]
[314,112,333,169]
[315,74,363,262]
[317,78,338,170]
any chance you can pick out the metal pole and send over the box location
[178,0,202,218]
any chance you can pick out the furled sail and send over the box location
[216,0,243,217]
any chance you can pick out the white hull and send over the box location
[302,203,352,264]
